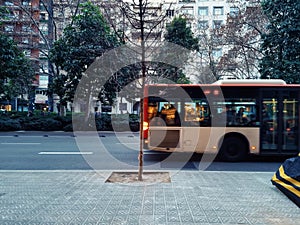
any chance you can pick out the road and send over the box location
[0,131,287,172]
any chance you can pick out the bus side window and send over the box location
[262,104,270,121]
[235,106,258,126]
[226,108,237,126]
[236,108,247,124]
[160,104,180,126]
[148,104,158,120]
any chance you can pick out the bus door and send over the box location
[260,90,299,154]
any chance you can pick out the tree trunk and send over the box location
[137,0,146,181]
[60,104,66,116]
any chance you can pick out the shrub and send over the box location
[63,124,73,132]
[23,118,62,131]
[0,119,22,131]
[53,115,72,127]
[129,114,140,132]
[95,114,113,131]
[110,114,140,132]
[9,111,28,119]
[0,111,140,131]
[112,120,131,132]
[39,119,63,131]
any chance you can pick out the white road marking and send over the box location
[116,143,139,144]
[38,152,93,155]
[1,143,41,145]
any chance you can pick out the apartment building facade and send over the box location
[1,0,50,111]
[1,0,262,113]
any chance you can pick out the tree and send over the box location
[0,33,34,108]
[217,5,267,79]
[165,16,199,52]
[16,0,87,112]
[172,1,266,82]
[260,0,300,83]
[156,16,199,84]
[109,0,171,181]
[0,5,8,24]
[49,1,121,115]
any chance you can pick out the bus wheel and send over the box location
[219,137,248,162]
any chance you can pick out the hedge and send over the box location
[0,112,139,132]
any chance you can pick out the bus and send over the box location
[143,79,300,161]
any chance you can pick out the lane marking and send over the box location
[116,143,139,144]
[1,143,41,145]
[38,152,93,155]
[0,136,75,138]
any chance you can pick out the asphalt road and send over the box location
[0,131,287,172]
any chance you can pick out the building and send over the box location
[0,0,49,111]
[168,0,262,81]
[1,0,263,113]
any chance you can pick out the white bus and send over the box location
[143,80,300,161]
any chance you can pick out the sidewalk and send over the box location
[0,170,299,225]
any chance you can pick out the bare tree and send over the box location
[182,1,267,81]
[103,0,171,181]
[217,3,268,79]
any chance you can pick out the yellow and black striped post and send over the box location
[271,153,300,207]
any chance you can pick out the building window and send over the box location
[4,25,14,32]
[198,35,207,43]
[12,10,19,19]
[39,50,48,58]
[22,25,31,32]
[39,2,46,11]
[24,50,31,57]
[39,38,45,44]
[213,6,224,16]
[38,75,48,88]
[22,37,29,44]
[198,20,208,29]
[39,24,48,35]
[213,20,223,29]
[39,60,48,73]
[229,7,239,17]
[40,13,48,21]
[5,1,14,6]
[181,7,194,16]
[198,7,208,16]
[22,0,30,6]
[212,48,222,59]
[166,9,174,17]
[5,10,16,19]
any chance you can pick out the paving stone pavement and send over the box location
[0,170,299,225]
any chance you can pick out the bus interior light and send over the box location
[213,90,220,95]
[143,121,149,131]
[203,90,211,95]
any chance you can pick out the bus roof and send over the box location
[213,79,286,85]
[146,79,300,87]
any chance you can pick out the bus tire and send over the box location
[219,137,248,162]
